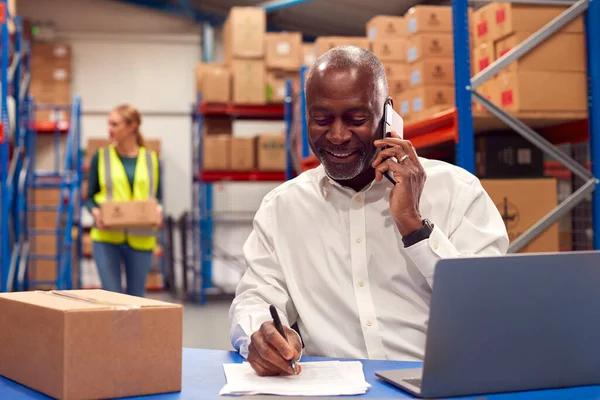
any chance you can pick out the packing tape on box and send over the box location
[38,290,142,311]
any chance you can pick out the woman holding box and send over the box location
[86,104,163,297]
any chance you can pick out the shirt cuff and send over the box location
[403,224,461,286]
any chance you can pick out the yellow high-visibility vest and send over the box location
[90,145,159,251]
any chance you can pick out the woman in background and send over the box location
[86,104,163,297]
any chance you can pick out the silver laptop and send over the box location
[376,251,600,398]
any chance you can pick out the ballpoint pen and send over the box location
[269,304,298,374]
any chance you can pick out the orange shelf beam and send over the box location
[198,103,284,119]
[32,121,70,134]
[199,170,285,182]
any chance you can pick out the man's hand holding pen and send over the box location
[248,320,303,377]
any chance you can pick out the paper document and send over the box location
[219,361,371,396]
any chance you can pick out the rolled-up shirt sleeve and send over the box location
[403,178,509,288]
[228,198,299,359]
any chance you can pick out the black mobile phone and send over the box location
[380,97,405,184]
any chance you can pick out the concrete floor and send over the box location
[148,292,235,351]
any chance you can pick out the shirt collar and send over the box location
[315,164,387,199]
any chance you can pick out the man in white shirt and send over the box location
[229,46,509,377]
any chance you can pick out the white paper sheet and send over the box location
[219,361,371,396]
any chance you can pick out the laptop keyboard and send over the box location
[404,378,423,388]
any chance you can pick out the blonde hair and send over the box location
[113,104,145,147]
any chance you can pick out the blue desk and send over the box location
[2,348,600,399]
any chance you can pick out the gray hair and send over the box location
[305,45,388,99]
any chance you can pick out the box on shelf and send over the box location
[265,32,302,71]
[0,290,182,400]
[410,85,455,115]
[383,62,409,80]
[405,5,453,35]
[223,7,266,61]
[471,3,495,46]
[481,178,559,253]
[409,59,454,87]
[266,70,299,103]
[407,33,454,63]
[203,117,233,136]
[366,16,406,40]
[495,32,586,73]
[474,79,499,113]
[396,89,413,120]
[203,135,231,170]
[230,137,256,171]
[476,133,544,178]
[314,36,369,57]
[101,199,159,229]
[30,234,57,256]
[388,78,410,99]
[302,43,316,66]
[198,64,231,103]
[491,3,584,42]
[369,38,407,62]
[257,134,286,171]
[473,42,494,75]
[494,70,587,113]
[232,60,266,105]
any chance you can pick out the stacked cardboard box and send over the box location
[366,16,410,109]
[471,3,586,114]
[402,6,455,122]
[30,42,72,122]
[313,36,369,58]
[265,32,302,104]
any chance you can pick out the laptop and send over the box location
[375,251,600,398]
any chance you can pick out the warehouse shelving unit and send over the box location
[26,97,83,290]
[290,0,600,253]
[189,87,294,304]
[0,6,34,292]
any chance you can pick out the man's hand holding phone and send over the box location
[248,321,303,377]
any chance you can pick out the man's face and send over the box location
[306,66,384,181]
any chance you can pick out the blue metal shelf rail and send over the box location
[0,4,33,293]
[26,97,83,290]
[452,0,600,252]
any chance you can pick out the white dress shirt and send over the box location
[229,158,509,362]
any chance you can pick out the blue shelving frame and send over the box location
[0,5,34,292]
[452,0,600,252]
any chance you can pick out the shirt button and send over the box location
[432,240,439,250]
[358,280,365,287]
[355,195,362,202]
[366,320,373,327]
[356,237,362,243]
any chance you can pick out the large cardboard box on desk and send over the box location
[101,198,159,229]
[480,178,559,253]
[0,290,183,400]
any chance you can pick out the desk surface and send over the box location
[2,348,600,399]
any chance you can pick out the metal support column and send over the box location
[587,0,600,250]
[452,0,475,173]
[299,66,309,158]
[0,0,11,292]
[284,79,294,180]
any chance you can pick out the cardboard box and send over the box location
[101,199,159,229]
[265,32,302,71]
[407,33,454,63]
[495,32,586,73]
[0,290,182,400]
[481,178,559,253]
[230,137,256,171]
[203,135,231,170]
[32,42,72,60]
[476,133,544,178]
[472,3,496,46]
[266,70,299,103]
[409,59,455,87]
[388,78,410,98]
[494,70,587,113]
[473,42,494,75]
[302,43,316,66]
[82,233,92,256]
[366,16,406,40]
[410,86,455,114]
[203,118,233,136]
[257,134,286,171]
[201,65,231,103]
[383,62,409,80]
[224,7,266,61]
[406,6,453,35]
[492,3,584,42]
[396,89,413,119]
[474,79,498,113]
[232,60,266,105]
[369,39,407,62]
[314,36,369,57]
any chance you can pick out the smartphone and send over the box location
[380,98,404,184]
